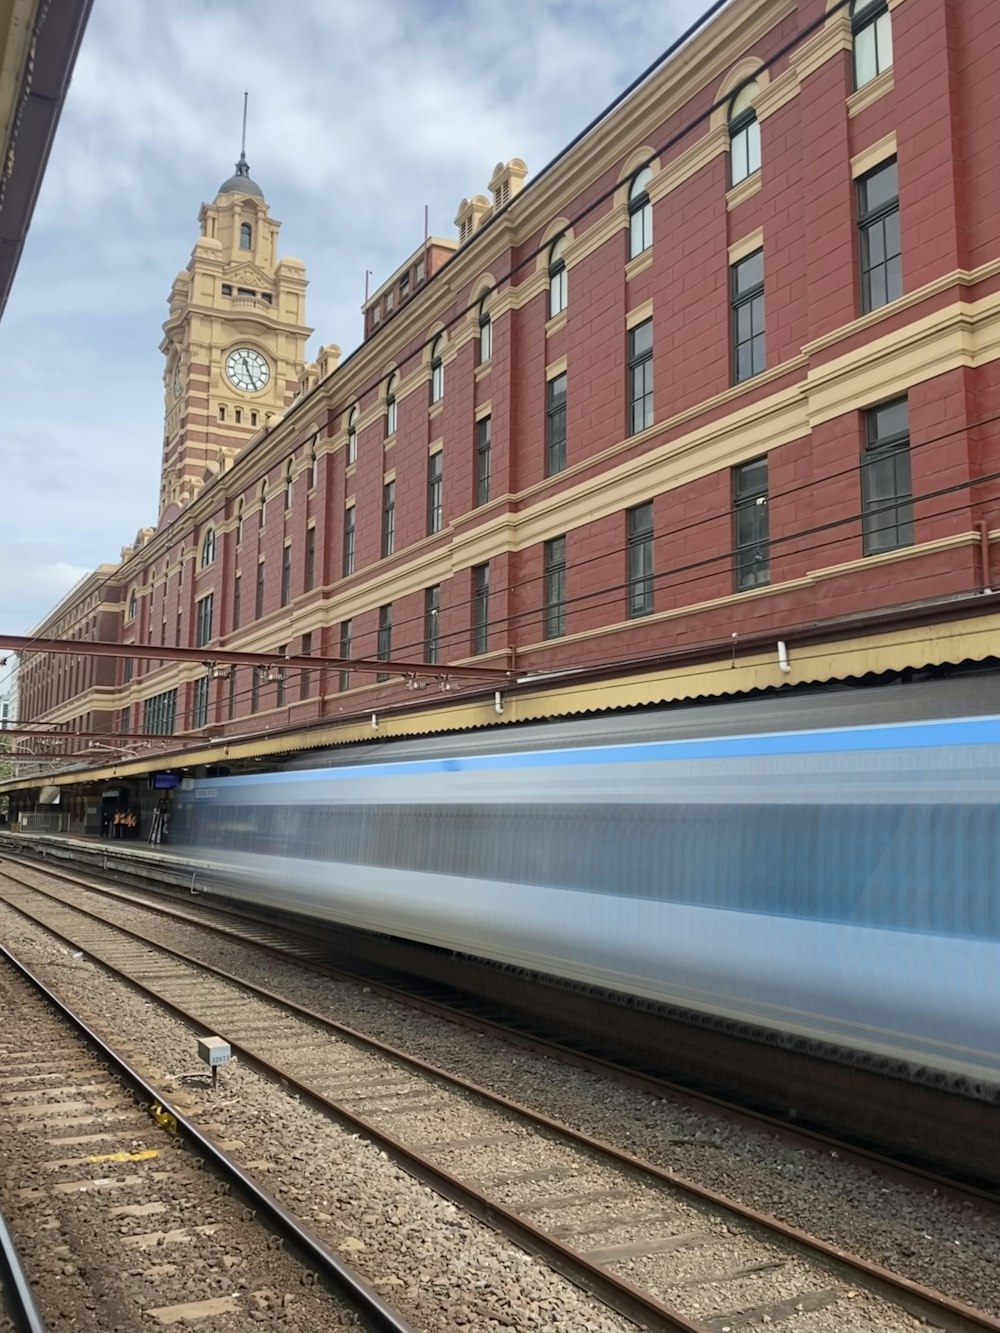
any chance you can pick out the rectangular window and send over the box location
[228,666,237,720]
[195,593,214,648]
[543,536,567,639]
[862,397,913,555]
[382,480,396,557]
[339,619,352,692]
[858,158,901,314]
[123,656,134,683]
[276,646,287,706]
[120,705,130,737]
[476,416,492,507]
[234,408,242,424]
[175,610,182,647]
[343,505,356,577]
[853,0,892,89]
[304,526,316,592]
[731,249,766,383]
[250,668,260,713]
[399,273,409,300]
[301,632,312,700]
[472,564,489,655]
[628,319,653,435]
[143,688,177,737]
[377,604,392,682]
[192,676,210,729]
[255,561,265,620]
[232,574,241,631]
[280,544,292,607]
[546,373,567,476]
[221,283,232,296]
[424,585,440,664]
[426,450,444,535]
[733,457,770,590]
[626,502,654,618]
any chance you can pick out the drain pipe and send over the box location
[777,640,791,675]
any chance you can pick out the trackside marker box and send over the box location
[197,1036,231,1068]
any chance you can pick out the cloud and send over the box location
[0,0,714,635]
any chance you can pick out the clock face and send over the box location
[225,346,270,393]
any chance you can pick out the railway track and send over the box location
[0,862,996,1333]
[0,1201,46,1333]
[0,935,418,1333]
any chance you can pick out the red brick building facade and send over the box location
[14,0,1000,774]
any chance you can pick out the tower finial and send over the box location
[235,91,250,178]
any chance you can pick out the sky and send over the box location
[0,0,710,637]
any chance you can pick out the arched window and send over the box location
[729,82,760,186]
[347,405,358,465]
[548,235,568,316]
[385,373,398,437]
[127,590,137,620]
[628,169,653,259]
[478,295,492,364]
[284,461,293,509]
[310,439,318,489]
[430,336,445,404]
[259,480,268,529]
[201,529,216,567]
[236,499,244,545]
[240,222,252,250]
[851,0,892,89]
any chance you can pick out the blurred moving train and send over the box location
[171,675,1000,1088]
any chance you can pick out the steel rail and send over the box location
[9,844,1000,1208]
[0,1205,47,1333]
[0,937,421,1333]
[2,868,999,1333]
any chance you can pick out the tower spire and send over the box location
[235,91,250,179]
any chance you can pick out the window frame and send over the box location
[478,296,492,364]
[377,604,392,681]
[851,0,892,90]
[280,543,292,607]
[430,336,445,404]
[346,405,358,466]
[304,525,316,593]
[732,457,770,590]
[548,235,568,316]
[731,248,766,384]
[200,529,216,567]
[543,535,567,640]
[339,619,353,692]
[239,221,252,250]
[424,584,440,665]
[342,504,356,577]
[427,451,443,535]
[195,592,214,648]
[627,167,653,259]
[475,415,492,507]
[254,560,265,620]
[626,501,655,619]
[857,156,902,314]
[862,397,913,556]
[728,82,761,186]
[546,372,567,476]
[627,319,654,436]
[381,479,396,558]
[471,564,489,656]
[385,373,398,438]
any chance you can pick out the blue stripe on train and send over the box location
[190,714,1000,792]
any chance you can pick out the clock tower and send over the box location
[158,142,312,519]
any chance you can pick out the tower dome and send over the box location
[217,151,264,200]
